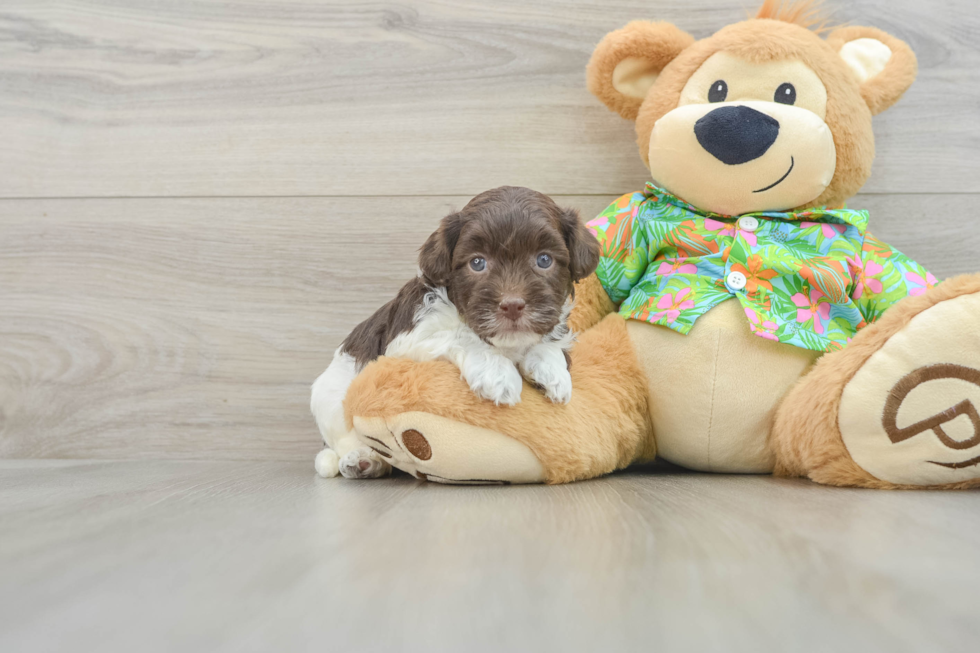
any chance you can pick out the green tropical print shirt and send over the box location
[585,184,938,352]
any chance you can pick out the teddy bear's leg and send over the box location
[344,313,654,484]
[771,274,980,489]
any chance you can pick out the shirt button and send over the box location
[738,216,759,232]
[726,271,747,291]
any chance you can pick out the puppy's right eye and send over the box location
[469,257,486,272]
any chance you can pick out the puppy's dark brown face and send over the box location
[419,187,600,341]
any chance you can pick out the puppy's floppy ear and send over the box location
[826,26,917,116]
[418,211,464,286]
[558,208,601,283]
[587,20,695,121]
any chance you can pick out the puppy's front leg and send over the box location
[455,346,524,406]
[520,342,572,404]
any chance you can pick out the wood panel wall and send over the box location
[2,0,978,460]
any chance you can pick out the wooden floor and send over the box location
[3,1,980,650]
[2,460,979,653]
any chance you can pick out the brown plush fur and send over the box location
[568,273,617,333]
[754,0,833,33]
[826,26,918,115]
[345,311,654,484]
[770,273,980,490]
[585,21,694,121]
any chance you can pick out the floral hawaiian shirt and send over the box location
[585,183,938,352]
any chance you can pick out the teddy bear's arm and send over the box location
[567,273,617,333]
[853,231,938,324]
[570,193,659,333]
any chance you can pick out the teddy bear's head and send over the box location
[587,0,917,216]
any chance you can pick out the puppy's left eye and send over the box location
[775,83,796,105]
[470,257,486,272]
[536,253,553,269]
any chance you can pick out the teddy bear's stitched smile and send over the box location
[753,156,796,193]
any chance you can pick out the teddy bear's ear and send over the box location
[826,26,918,116]
[587,21,695,121]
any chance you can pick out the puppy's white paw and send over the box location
[462,352,523,406]
[339,447,392,479]
[315,448,340,478]
[522,346,572,404]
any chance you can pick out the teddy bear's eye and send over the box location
[708,80,728,103]
[775,82,797,105]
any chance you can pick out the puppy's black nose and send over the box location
[694,105,779,165]
[499,298,526,321]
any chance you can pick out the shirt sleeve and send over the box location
[584,193,650,305]
[852,231,938,324]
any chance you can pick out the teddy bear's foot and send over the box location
[353,413,546,484]
[772,274,980,489]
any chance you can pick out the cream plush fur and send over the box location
[338,2,980,489]
[627,300,820,473]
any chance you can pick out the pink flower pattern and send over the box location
[792,288,832,334]
[906,271,939,296]
[651,288,695,324]
[656,259,699,277]
[802,221,847,239]
[745,307,779,341]
[846,256,884,300]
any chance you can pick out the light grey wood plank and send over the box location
[0,195,439,460]
[1,0,979,198]
[1,193,977,460]
[0,460,978,653]
[0,194,611,460]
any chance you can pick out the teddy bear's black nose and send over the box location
[694,105,780,165]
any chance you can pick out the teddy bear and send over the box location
[337,0,980,489]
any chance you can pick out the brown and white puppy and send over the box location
[310,186,600,479]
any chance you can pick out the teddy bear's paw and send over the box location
[351,413,545,485]
[461,352,523,406]
[338,446,392,479]
[520,346,572,404]
[838,287,980,487]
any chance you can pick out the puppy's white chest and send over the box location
[383,290,475,363]
[383,288,574,406]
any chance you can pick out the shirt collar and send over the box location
[642,182,868,234]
